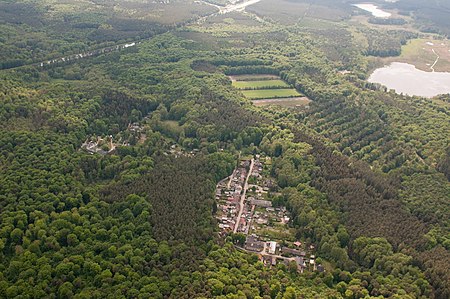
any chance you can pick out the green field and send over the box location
[242,88,301,99]
[232,79,290,89]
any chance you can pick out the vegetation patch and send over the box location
[252,97,311,107]
[247,0,351,24]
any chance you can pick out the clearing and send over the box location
[229,73,301,100]
[379,38,450,72]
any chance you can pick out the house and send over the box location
[282,247,306,257]
[129,122,143,132]
[317,264,325,273]
[271,257,277,266]
[268,241,277,254]
[250,199,272,207]
[245,236,264,252]
[256,218,268,225]
[295,256,306,268]
[261,255,273,266]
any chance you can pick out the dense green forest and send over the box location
[0,0,449,298]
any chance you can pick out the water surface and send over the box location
[354,3,391,18]
[369,62,450,97]
[220,0,262,13]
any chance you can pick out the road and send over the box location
[233,158,254,233]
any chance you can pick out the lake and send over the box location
[220,0,262,13]
[368,62,450,97]
[353,3,391,18]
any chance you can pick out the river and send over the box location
[368,62,450,97]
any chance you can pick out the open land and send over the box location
[230,74,302,100]
[397,39,450,72]
[370,38,450,73]
[247,0,351,24]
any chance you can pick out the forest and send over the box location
[0,0,449,298]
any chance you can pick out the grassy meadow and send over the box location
[231,74,302,100]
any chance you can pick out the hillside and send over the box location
[0,0,449,298]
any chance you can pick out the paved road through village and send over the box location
[233,158,254,233]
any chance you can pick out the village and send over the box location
[81,118,323,274]
[80,121,147,155]
[80,120,203,158]
[215,155,324,273]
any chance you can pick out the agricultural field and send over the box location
[242,88,301,99]
[231,74,302,100]
[232,79,289,89]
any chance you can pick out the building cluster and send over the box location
[216,159,251,232]
[128,122,144,133]
[244,235,321,273]
[167,145,200,158]
[81,121,147,155]
[215,155,325,274]
[251,206,290,228]
[81,136,115,155]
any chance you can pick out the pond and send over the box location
[368,62,450,97]
[353,3,391,18]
